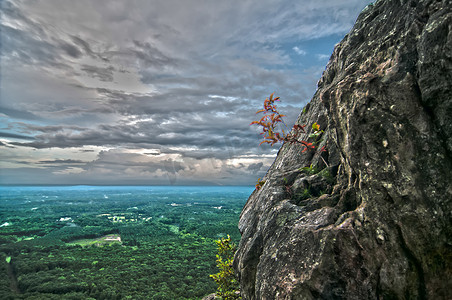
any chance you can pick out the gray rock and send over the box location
[234,0,452,299]
[201,293,218,300]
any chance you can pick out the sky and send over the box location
[0,0,372,186]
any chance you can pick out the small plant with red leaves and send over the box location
[251,93,324,153]
[255,178,265,191]
[250,94,329,192]
[250,93,287,146]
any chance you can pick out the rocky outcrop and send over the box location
[234,0,452,299]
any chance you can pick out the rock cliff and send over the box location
[234,0,452,299]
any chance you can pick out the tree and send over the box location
[210,235,241,300]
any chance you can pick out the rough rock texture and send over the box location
[234,0,452,299]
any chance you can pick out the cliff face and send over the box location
[234,0,452,299]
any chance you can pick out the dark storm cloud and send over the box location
[23,124,87,133]
[9,130,119,149]
[81,65,115,82]
[37,159,86,164]
[54,107,116,117]
[10,118,258,158]
[70,35,107,60]
[0,131,35,140]
[89,150,184,172]
[60,42,83,58]
[247,162,264,173]
[70,36,93,55]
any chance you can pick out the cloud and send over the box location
[0,148,273,185]
[0,106,41,120]
[247,162,264,174]
[0,0,372,185]
[0,131,35,140]
[37,159,86,164]
[81,149,274,185]
[79,149,95,153]
[293,47,307,55]
[81,65,115,82]
[130,40,178,69]
[316,54,330,61]
[70,35,107,60]
[60,41,83,58]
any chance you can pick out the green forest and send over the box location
[0,186,250,299]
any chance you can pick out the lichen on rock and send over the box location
[234,0,452,299]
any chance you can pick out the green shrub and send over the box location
[210,235,241,299]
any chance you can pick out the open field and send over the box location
[68,234,122,247]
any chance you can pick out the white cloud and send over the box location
[293,46,307,55]
[53,167,85,175]
[316,54,330,61]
